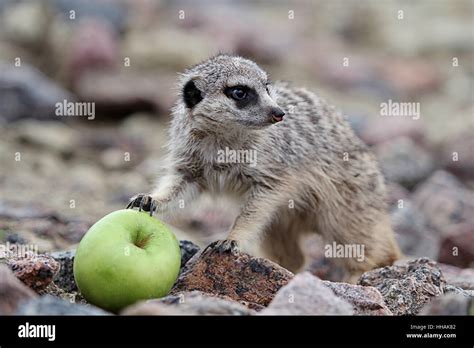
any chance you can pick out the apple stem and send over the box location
[134,231,153,249]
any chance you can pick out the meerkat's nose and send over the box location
[270,107,285,123]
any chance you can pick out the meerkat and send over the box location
[127,54,401,278]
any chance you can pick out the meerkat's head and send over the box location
[177,54,285,130]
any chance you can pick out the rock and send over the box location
[121,300,183,315]
[301,234,348,282]
[0,208,89,251]
[233,28,286,65]
[62,221,90,243]
[438,264,474,290]
[171,242,294,310]
[375,137,435,189]
[439,131,474,180]
[2,1,48,46]
[73,69,173,119]
[414,17,473,55]
[438,223,474,268]
[358,258,446,315]
[4,232,27,245]
[322,281,392,315]
[419,293,472,315]
[0,201,57,220]
[122,291,255,316]
[100,148,133,170]
[391,201,439,260]
[51,0,128,33]
[15,120,80,155]
[386,182,410,209]
[443,284,474,297]
[0,264,37,315]
[50,250,77,292]
[7,250,60,291]
[15,295,110,315]
[359,117,425,146]
[412,171,474,237]
[260,273,354,315]
[39,282,83,305]
[0,63,73,122]
[66,18,118,86]
[318,55,393,99]
[377,58,441,96]
[122,27,212,71]
[179,240,200,268]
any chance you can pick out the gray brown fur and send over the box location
[128,54,401,278]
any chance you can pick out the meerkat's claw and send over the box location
[149,199,158,216]
[126,193,154,213]
[204,240,240,256]
[202,240,218,253]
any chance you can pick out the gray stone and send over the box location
[438,223,474,268]
[358,258,446,315]
[360,117,425,146]
[391,201,439,260]
[412,170,474,238]
[15,295,110,315]
[0,264,37,315]
[323,281,392,315]
[50,250,77,292]
[0,63,73,122]
[438,264,474,290]
[375,137,435,189]
[260,273,354,315]
[122,291,255,316]
[420,293,472,315]
[439,131,474,180]
[179,240,200,268]
[15,120,80,156]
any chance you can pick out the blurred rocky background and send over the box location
[0,0,473,315]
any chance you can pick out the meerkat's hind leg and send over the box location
[324,213,402,283]
[260,219,307,273]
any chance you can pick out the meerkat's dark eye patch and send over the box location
[224,85,258,108]
[183,80,203,109]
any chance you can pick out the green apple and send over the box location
[73,209,181,312]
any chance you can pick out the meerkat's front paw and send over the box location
[204,239,240,256]
[126,193,158,216]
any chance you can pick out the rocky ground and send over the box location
[1,240,473,316]
[0,1,473,315]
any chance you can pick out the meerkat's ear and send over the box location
[183,80,203,108]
